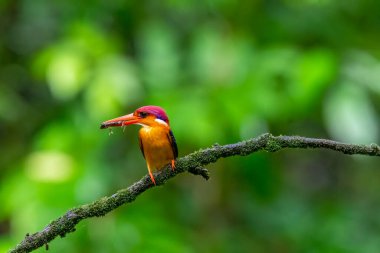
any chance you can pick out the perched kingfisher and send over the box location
[100,105,178,185]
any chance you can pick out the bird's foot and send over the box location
[149,172,156,185]
[171,160,176,171]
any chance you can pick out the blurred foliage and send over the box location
[1,0,380,252]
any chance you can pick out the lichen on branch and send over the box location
[9,133,380,253]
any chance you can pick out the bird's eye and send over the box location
[139,112,149,118]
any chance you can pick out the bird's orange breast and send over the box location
[139,126,175,172]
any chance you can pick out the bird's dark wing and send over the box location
[167,130,178,159]
[138,137,145,159]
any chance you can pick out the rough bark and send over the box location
[9,133,380,253]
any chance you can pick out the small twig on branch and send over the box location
[9,133,380,253]
[188,166,210,180]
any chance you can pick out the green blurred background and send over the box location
[1,0,380,252]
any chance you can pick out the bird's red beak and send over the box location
[100,113,139,129]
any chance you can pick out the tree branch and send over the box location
[9,133,380,253]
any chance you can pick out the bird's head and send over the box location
[100,105,170,129]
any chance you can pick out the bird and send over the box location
[100,105,178,185]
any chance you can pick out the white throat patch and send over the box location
[155,118,168,126]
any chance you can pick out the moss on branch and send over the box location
[9,133,380,253]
